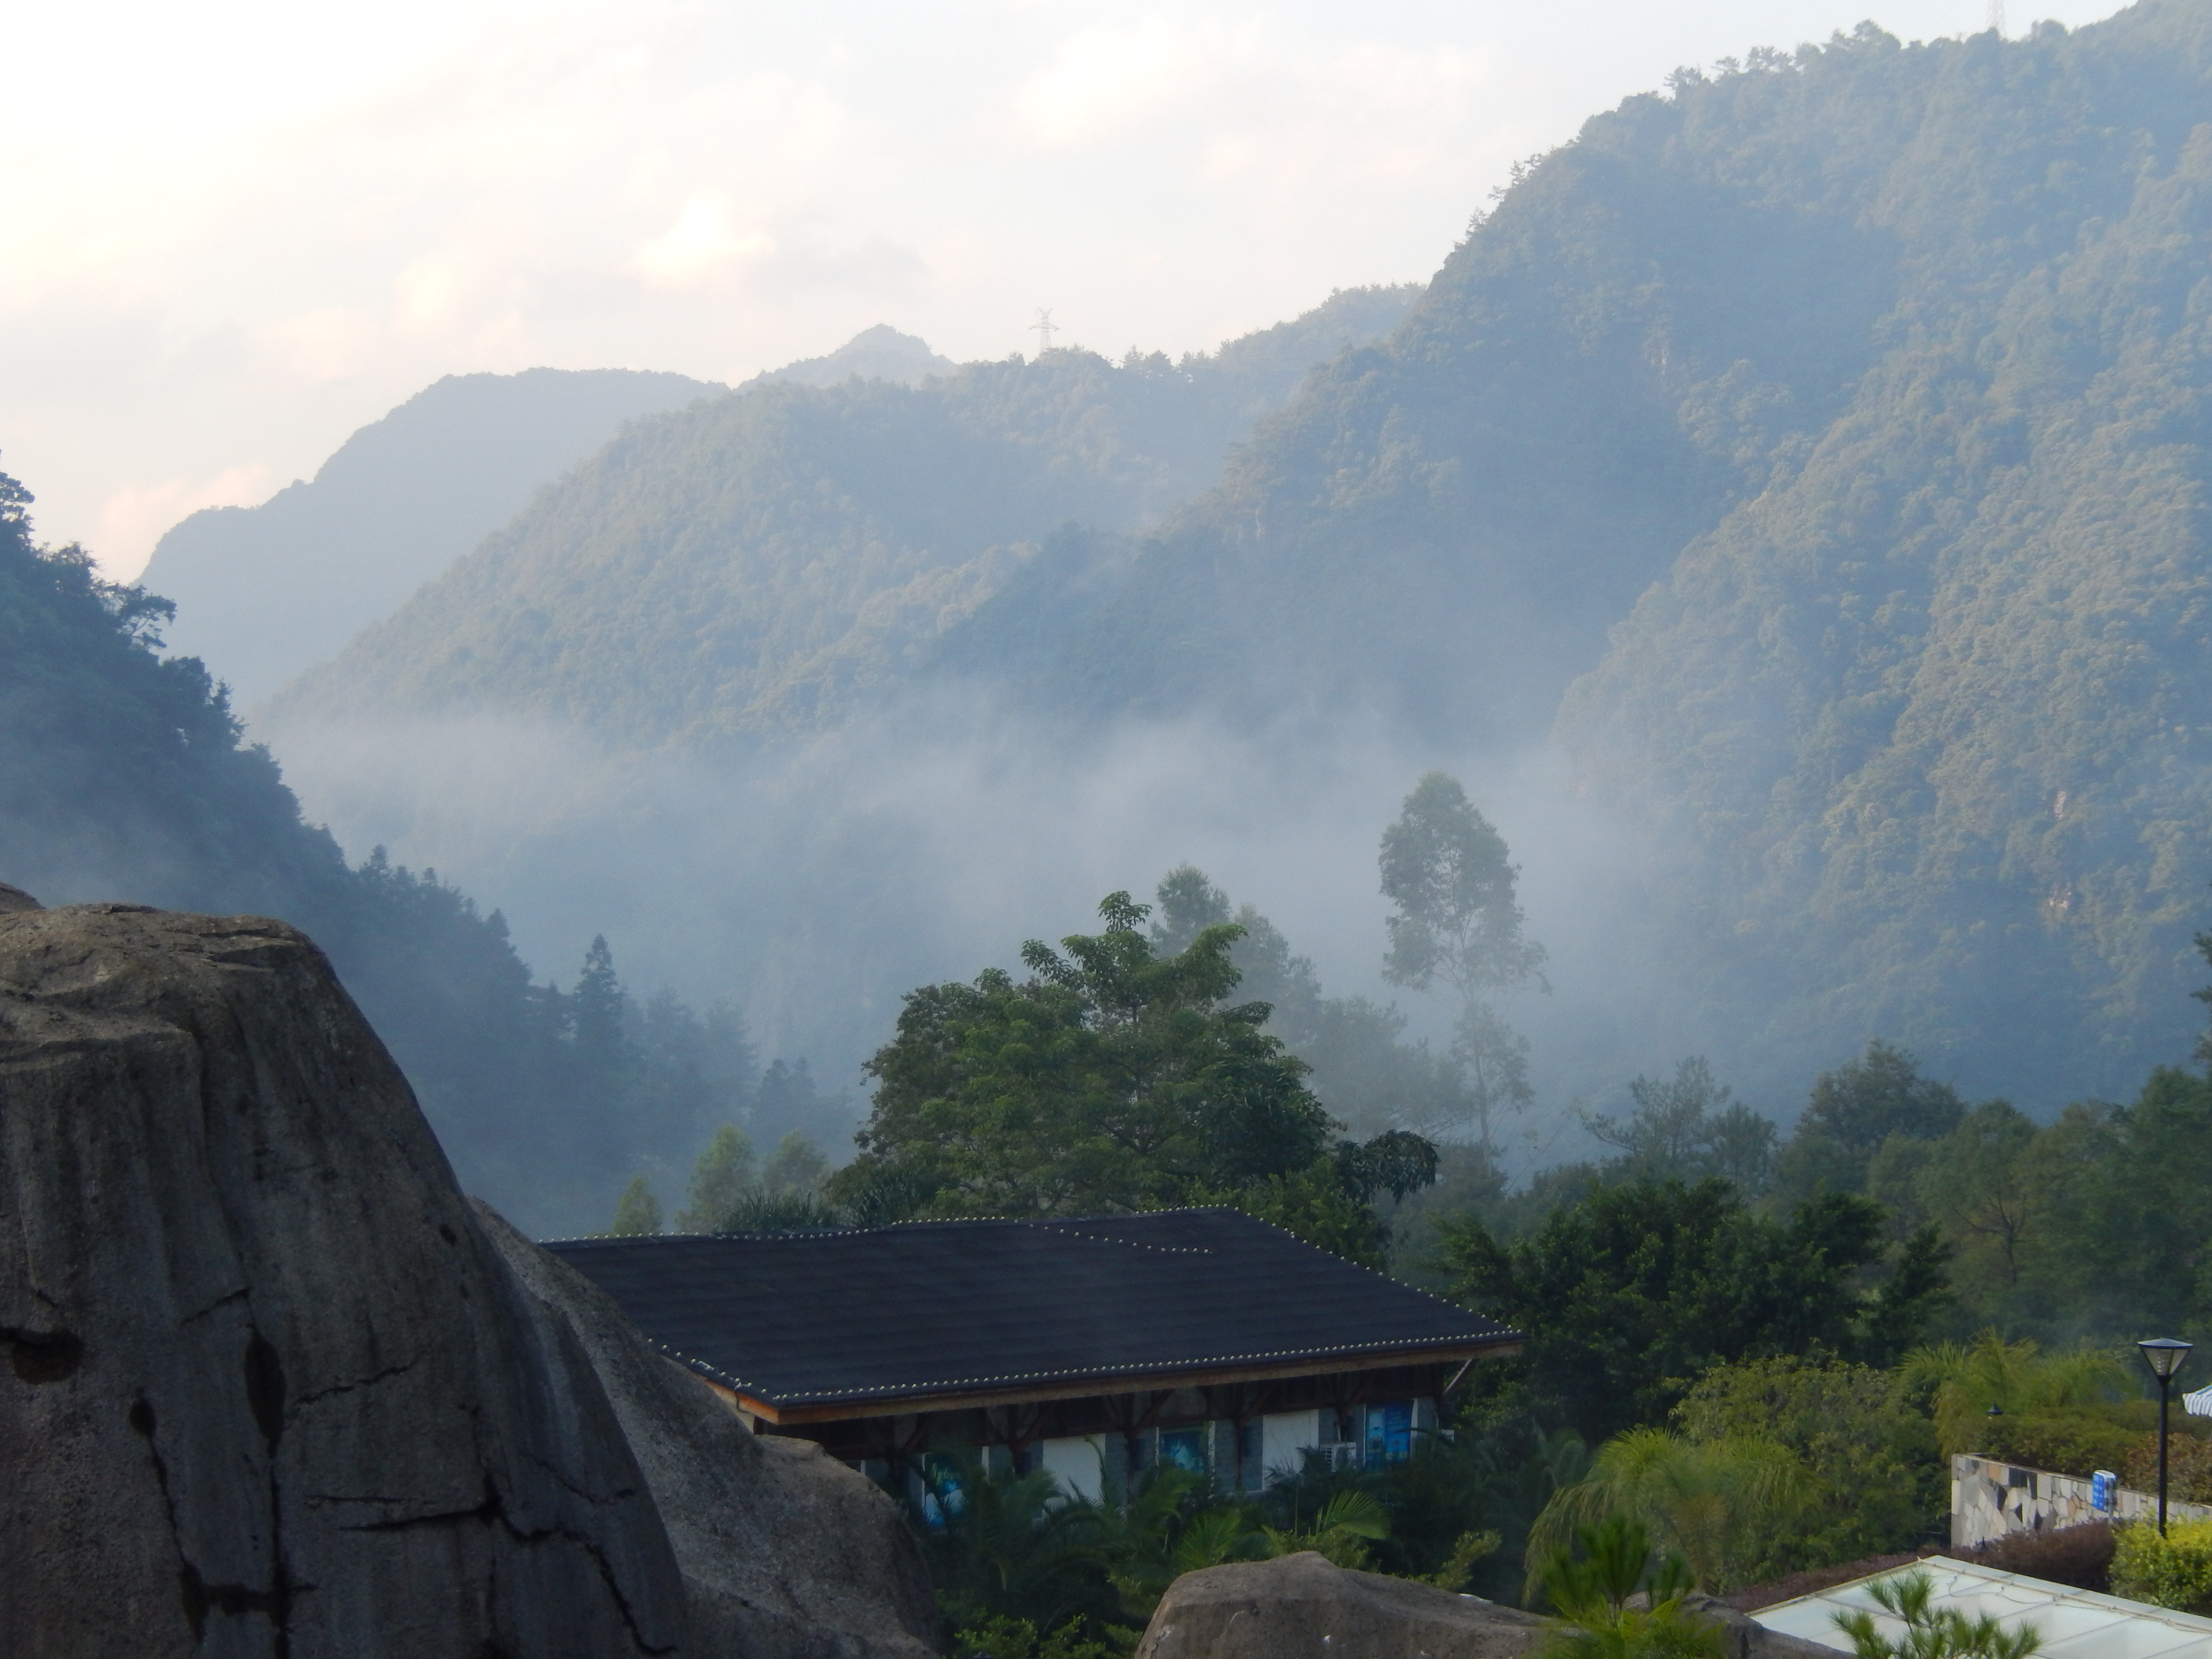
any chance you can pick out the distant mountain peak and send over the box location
[748,326,956,390]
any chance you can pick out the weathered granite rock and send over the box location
[0,882,39,913]
[1138,1554,1544,1659]
[0,904,691,1658]
[477,1200,938,1659]
[1135,1554,1837,1659]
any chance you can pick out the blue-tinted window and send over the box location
[1160,1428,1207,1474]
[1365,1401,1413,1465]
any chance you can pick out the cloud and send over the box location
[631,195,777,290]
[9,0,2128,579]
[1013,18,1254,147]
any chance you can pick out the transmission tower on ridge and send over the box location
[1987,0,2006,35]
[1031,309,1057,354]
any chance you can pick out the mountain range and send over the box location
[254,1,2212,1110]
[141,368,718,705]
[18,0,2212,1235]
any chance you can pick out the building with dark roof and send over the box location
[545,1207,1519,1498]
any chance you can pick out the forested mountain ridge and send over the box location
[1552,0,2212,1097]
[0,466,785,1235]
[927,1,2212,1101]
[267,285,1419,745]
[947,12,2212,745]
[249,2,2212,1115]
[142,367,718,705]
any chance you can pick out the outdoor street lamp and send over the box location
[2139,1338,2194,1536]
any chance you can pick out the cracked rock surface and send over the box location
[478,1203,937,1659]
[0,904,691,1657]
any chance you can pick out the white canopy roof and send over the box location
[1753,1557,2212,1658]
[2182,1383,2212,1417]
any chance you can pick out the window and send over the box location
[1159,1428,1208,1475]
[918,1454,967,1528]
[1365,1400,1414,1465]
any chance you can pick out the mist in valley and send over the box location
[264,692,1696,1177]
[21,2,2212,1247]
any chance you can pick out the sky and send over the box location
[5,0,2126,580]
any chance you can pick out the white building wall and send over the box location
[1040,1434,1108,1503]
[1259,1409,1323,1486]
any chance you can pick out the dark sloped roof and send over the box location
[543,1207,1518,1414]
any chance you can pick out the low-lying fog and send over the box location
[265,694,1698,1175]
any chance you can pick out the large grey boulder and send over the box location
[1138,1554,1544,1659]
[1136,1554,1836,1659]
[477,1201,937,1659]
[0,903,774,1657]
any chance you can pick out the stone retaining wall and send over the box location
[1952,1453,2212,1548]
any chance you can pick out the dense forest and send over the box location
[269,285,1419,745]
[24,3,2212,1646]
[251,1,2212,1118]
[715,804,2212,1641]
[0,466,824,1233]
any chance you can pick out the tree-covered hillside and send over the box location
[944,2,2212,1100]
[0,466,789,1235]
[255,2,2212,1112]
[142,367,717,706]
[269,286,1418,745]
[1550,1,2212,1098]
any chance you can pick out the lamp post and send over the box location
[2139,1338,2194,1536]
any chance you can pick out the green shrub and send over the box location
[2122,1432,2212,1504]
[1966,1520,2114,1593]
[2111,1519,2212,1613]
[1979,1410,2139,1479]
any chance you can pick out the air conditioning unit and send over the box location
[1315,1442,1364,1473]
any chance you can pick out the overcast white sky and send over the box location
[4,0,2123,579]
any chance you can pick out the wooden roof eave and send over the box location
[700,1336,1524,1426]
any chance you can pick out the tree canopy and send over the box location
[828,890,1433,1256]
[1439,1178,1950,1443]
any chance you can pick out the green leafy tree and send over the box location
[1259,1490,1392,1570]
[1379,773,1547,1151]
[909,1458,1122,1648]
[1529,1516,1722,1659]
[676,1124,756,1232]
[762,1128,832,1195]
[1772,1045,1967,1204]
[1531,1428,1804,1594]
[1439,1180,1949,1441]
[1671,1357,1935,1571]
[609,1175,663,1236]
[571,933,633,1095]
[1901,1331,2132,1459]
[1153,866,1483,1144]
[829,892,1425,1249]
[1582,1058,1776,1196]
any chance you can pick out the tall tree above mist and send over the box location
[1151,862,1494,1144]
[1379,773,1546,1153]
